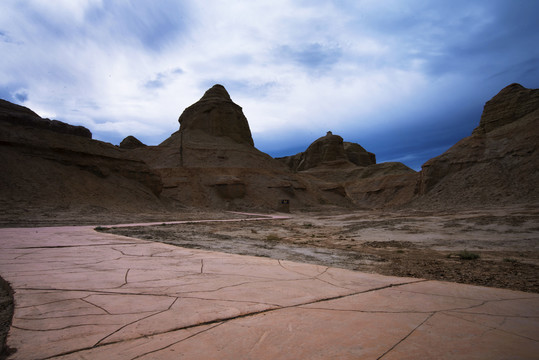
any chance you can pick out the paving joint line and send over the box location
[40,279,428,359]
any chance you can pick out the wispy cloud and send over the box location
[0,0,538,168]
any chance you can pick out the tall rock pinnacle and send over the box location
[177,84,254,146]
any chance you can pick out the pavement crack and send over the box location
[180,295,282,308]
[293,279,429,309]
[130,322,225,360]
[81,296,112,315]
[442,311,539,342]
[376,312,435,359]
[12,323,113,332]
[12,243,141,249]
[45,281,427,359]
[94,297,179,347]
[17,287,177,298]
[118,268,130,288]
[111,247,145,257]
[276,260,354,291]
[200,259,204,274]
[276,259,314,278]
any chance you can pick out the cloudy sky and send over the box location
[1,0,538,170]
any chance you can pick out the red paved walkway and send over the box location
[0,223,537,359]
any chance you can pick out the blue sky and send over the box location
[1,0,538,170]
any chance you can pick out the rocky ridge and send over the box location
[278,131,376,171]
[0,82,537,222]
[0,104,164,224]
[414,83,539,208]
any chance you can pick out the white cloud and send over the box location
[1,0,538,168]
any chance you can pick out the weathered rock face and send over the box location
[297,131,348,170]
[0,99,164,221]
[120,135,146,149]
[278,132,376,171]
[0,99,92,138]
[177,84,254,146]
[414,83,539,208]
[343,142,376,166]
[144,85,283,170]
[473,83,539,134]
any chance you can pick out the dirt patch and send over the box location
[0,210,258,228]
[102,205,539,293]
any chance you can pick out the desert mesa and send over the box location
[0,83,538,225]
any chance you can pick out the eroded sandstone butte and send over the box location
[414,83,539,208]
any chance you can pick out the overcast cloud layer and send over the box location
[1,0,538,169]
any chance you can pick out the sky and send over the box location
[1,0,538,170]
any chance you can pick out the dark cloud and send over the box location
[14,91,28,103]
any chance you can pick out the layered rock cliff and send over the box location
[414,83,539,208]
[0,101,164,223]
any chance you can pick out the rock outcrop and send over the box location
[414,83,539,208]
[129,85,350,210]
[473,83,539,134]
[277,131,415,208]
[0,99,92,138]
[278,131,376,171]
[0,100,164,223]
[120,135,146,149]
[176,84,254,146]
[344,142,376,166]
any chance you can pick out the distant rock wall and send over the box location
[0,99,92,139]
[0,100,164,218]
[278,131,376,171]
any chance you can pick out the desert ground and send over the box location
[96,205,539,294]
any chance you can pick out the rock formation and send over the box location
[128,85,350,211]
[0,100,164,224]
[120,135,146,149]
[176,84,254,146]
[276,131,415,208]
[0,99,92,138]
[473,83,539,134]
[344,142,376,167]
[1,82,536,221]
[278,131,376,171]
[414,83,539,208]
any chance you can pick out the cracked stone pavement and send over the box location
[0,219,538,359]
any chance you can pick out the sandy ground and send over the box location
[100,205,539,294]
